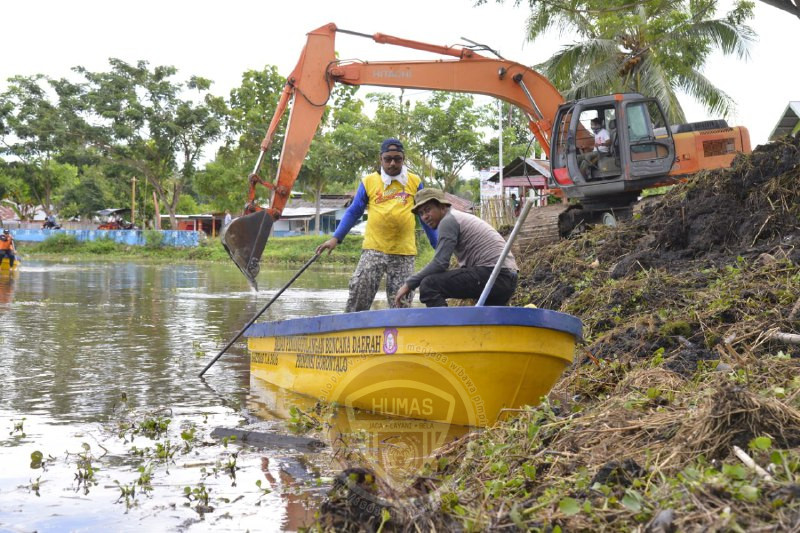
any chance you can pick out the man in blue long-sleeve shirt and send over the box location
[316,138,437,312]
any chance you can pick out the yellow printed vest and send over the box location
[361,171,421,255]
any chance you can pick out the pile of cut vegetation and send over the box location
[315,136,800,532]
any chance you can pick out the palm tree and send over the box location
[525,0,755,123]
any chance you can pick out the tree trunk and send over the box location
[167,183,181,230]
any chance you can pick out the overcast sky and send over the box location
[3,0,797,158]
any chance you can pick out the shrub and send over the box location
[84,238,119,255]
[37,233,80,252]
[144,230,165,249]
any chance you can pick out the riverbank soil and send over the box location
[315,136,800,531]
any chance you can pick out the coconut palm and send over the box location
[525,0,755,124]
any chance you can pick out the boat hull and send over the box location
[0,259,19,272]
[246,307,581,427]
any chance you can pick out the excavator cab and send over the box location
[547,93,676,235]
[551,93,675,203]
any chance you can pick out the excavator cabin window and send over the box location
[626,101,671,162]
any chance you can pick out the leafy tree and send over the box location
[367,91,413,143]
[58,166,115,219]
[368,91,490,192]
[195,66,287,213]
[491,0,755,123]
[176,193,200,214]
[409,92,490,192]
[0,75,88,214]
[0,162,37,220]
[76,59,225,228]
[473,102,543,172]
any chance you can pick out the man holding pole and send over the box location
[316,138,437,312]
[394,188,518,307]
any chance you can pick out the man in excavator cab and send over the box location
[578,117,611,179]
[315,138,438,312]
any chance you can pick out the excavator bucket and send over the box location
[221,211,273,291]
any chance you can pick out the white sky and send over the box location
[3,0,797,155]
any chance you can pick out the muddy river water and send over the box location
[0,261,468,532]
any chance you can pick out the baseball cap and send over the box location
[411,188,451,213]
[380,138,404,154]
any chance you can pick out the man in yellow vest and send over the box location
[316,138,437,312]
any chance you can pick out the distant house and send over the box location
[443,192,475,213]
[0,202,50,228]
[0,205,17,223]
[486,157,552,197]
[769,101,800,141]
[161,214,221,235]
[273,194,353,237]
[278,191,473,236]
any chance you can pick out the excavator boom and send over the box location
[222,23,564,288]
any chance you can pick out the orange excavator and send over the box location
[223,23,751,289]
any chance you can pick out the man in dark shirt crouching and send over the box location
[394,188,518,307]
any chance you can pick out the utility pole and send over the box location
[498,100,504,198]
[131,176,137,227]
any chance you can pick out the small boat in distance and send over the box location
[246,307,581,427]
[0,259,20,272]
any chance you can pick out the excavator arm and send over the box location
[223,22,565,289]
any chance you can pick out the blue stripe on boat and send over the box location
[245,307,582,340]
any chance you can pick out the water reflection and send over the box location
[0,272,16,305]
[0,260,470,531]
[0,260,354,531]
[249,377,471,492]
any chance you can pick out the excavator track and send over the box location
[513,204,565,256]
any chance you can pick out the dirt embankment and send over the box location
[317,136,800,532]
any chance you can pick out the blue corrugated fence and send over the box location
[10,229,204,247]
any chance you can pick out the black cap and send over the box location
[380,138,404,154]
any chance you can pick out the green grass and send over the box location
[21,232,436,268]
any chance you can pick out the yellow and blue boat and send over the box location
[246,307,581,427]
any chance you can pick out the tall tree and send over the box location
[77,59,224,228]
[492,0,755,123]
[58,166,115,219]
[0,163,36,220]
[195,66,287,213]
[473,102,542,172]
[0,75,88,214]
[368,91,490,192]
[410,92,490,192]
